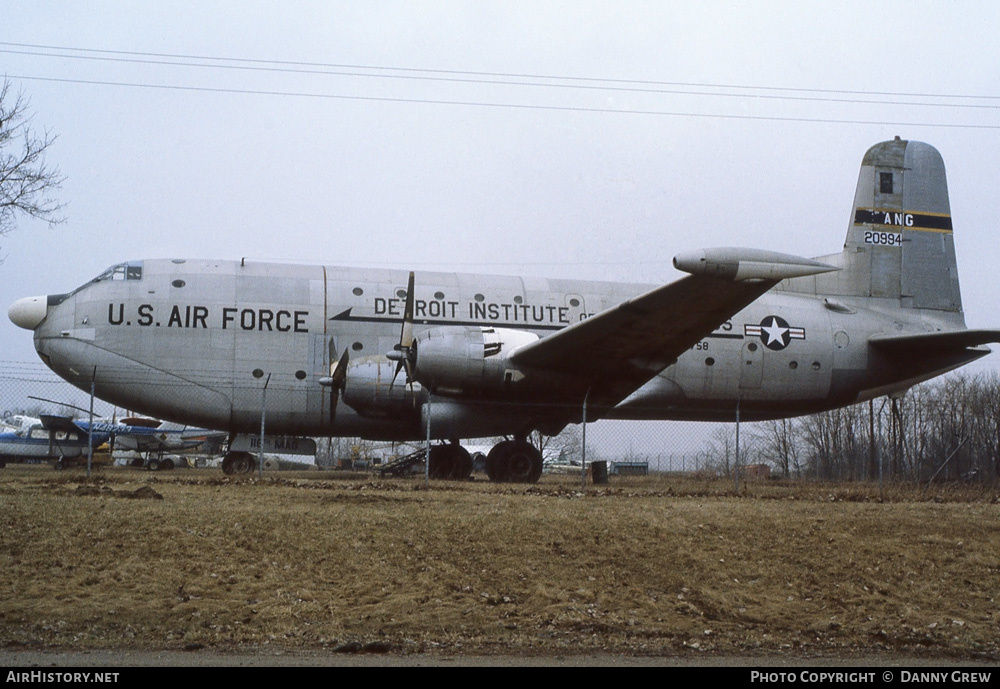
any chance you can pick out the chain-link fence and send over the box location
[3,358,999,483]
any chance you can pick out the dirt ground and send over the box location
[1,466,998,665]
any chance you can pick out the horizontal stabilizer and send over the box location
[869,329,1000,352]
[673,248,839,282]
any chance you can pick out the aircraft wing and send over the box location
[38,415,85,433]
[112,423,225,452]
[510,249,838,410]
[509,274,775,406]
[112,433,169,452]
[39,415,169,449]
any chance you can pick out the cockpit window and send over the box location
[67,261,144,298]
[94,262,143,283]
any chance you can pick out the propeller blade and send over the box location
[390,358,405,388]
[331,348,350,388]
[400,271,415,349]
[326,341,350,424]
[390,271,417,389]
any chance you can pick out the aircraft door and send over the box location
[739,340,763,390]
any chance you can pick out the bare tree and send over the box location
[530,426,582,463]
[0,79,65,239]
[702,425,738,475]
[753,418,800,478]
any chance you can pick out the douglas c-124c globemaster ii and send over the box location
[10,139,1000,481]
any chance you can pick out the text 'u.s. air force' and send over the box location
[107,304,308,332]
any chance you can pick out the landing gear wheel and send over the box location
[428,445,455,479]
[484,452,507,482]
[486,440,543,483]
[428,444,473,480]
[485,443,510,482]
[506,441,543,483]
[232,452,254,474]
[453,447,473,480]
[148,457,161,472]
[222,451,255,475]
[54,458,66,471]
[162,458,175,471]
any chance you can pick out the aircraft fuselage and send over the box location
[23,257,981,442]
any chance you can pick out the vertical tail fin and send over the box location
[795,138,962,312]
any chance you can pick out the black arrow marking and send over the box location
[329,307,565,331]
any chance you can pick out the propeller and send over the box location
[320,338,350,423]
[387,271,416,388]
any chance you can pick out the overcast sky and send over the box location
[2,2,999,447]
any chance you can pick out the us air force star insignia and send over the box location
[744,316,806,351]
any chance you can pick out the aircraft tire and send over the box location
[453,447,473,480]
[487,440,542,483]
[485,443,510,482]
[434,444,473,480]
[53,458,65,471]
[506,441,543,483]
[162,458,175,470]
[222,451,255,475]
[229,452,255,475]
[428,445,455,479]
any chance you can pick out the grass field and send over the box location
[1,465,998,661]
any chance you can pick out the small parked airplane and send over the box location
[0,414,106,469]
[10,138,1000,481]
[0,412,224,470]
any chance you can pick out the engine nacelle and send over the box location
[413,326,538,396]
[341,358,422,419]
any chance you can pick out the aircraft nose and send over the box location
[9,296,48,330]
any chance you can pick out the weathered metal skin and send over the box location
[10,140,1000,445]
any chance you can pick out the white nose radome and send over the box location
[9,296,48,330]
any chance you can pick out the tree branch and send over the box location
[0,78,66,237]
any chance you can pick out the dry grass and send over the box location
[1,466,998,660]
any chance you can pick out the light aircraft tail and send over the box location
[789,137,963,313]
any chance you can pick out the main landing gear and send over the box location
[146,456,175,471]
[429,438,542,483]
[387,438,542,483]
